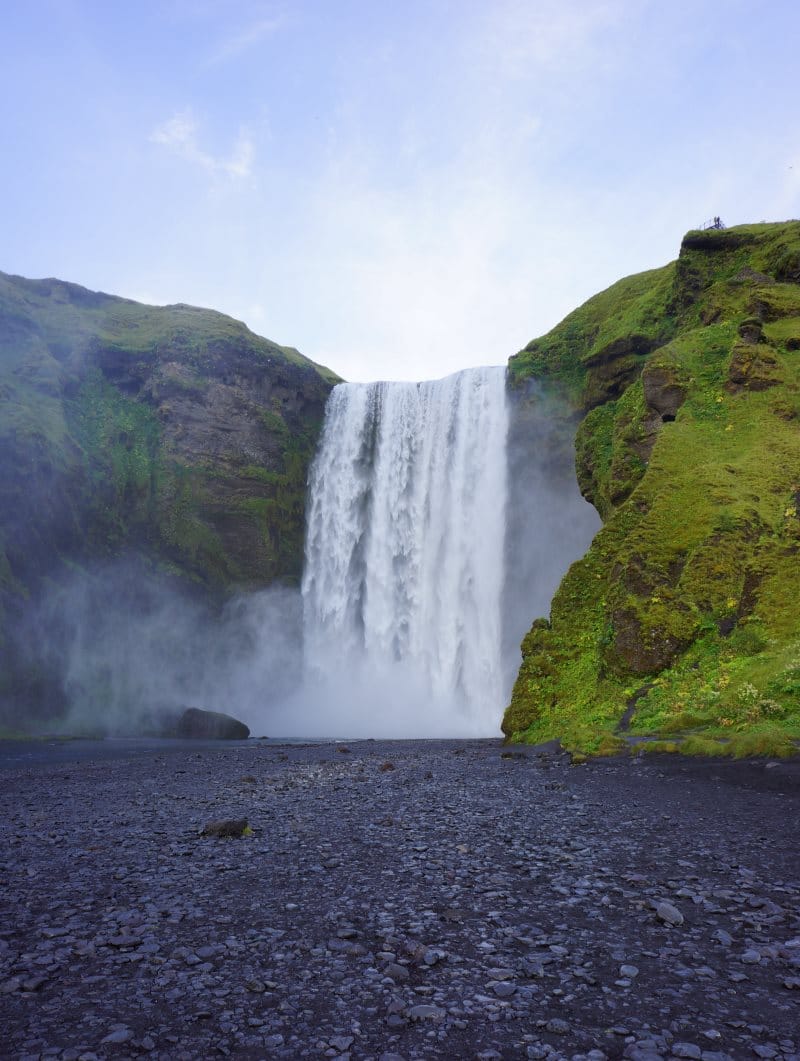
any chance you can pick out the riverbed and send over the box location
[1,739,798,1059]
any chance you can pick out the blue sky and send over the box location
[2,1,799,381]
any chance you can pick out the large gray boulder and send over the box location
[175,707,250,740]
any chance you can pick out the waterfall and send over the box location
[302,366,509,735]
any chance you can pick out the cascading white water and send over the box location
[302,366,509,735]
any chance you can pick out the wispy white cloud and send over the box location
[470,0,628,79]
[210,13,285,64]
[113,2,800,384]
[150,110,254,179]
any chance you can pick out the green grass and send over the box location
[0,271,340,382]
[0,268,338,721]
[508,264,677,403]
[505,220,800,752]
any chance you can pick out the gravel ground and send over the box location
[0,738,798,1061]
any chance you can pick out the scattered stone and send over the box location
[199,818,249,838]
[101,1029,132,1045]
[656,900,685,926]
[672,1044,702,1059]
[108,932,141,947]
[1,738,797,1059]
[408,1004,446,1021]
[546,1018,570,1035]
[21,975,48,991]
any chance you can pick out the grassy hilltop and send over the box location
[503,221,800,757]
[0,271,337,720]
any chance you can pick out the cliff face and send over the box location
[0,271,338,718]
[503,221,800,755]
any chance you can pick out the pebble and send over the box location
[100,1028,131,1044]
[408,1004,446,1020]
[0,739,797,1059]
[656,901,685,926]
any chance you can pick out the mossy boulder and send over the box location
[726,341,781,392]
[641,361,687,422]
[505,220,800,753]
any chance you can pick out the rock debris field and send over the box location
[1,738,799,1061]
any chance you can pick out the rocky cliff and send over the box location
[503,221,800,756]
[0,271,337,719]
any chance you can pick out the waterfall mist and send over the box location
[6,368,600,740]
[11,560,303,737]
[503,379,602,691]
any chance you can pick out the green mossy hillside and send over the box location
[0,271,338,717]
[504,221,800,753]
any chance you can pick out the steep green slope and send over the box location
[504,222,800,755]
[0,271,338,718]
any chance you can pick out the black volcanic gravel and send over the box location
[1,739,799,1060]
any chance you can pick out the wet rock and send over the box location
[175,707,250,740]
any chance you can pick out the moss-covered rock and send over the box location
[504,221,800,753]
[0,271,339,720]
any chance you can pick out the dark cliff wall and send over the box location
[0,271,338,722]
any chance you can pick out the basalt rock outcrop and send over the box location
[504,221,800,752]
